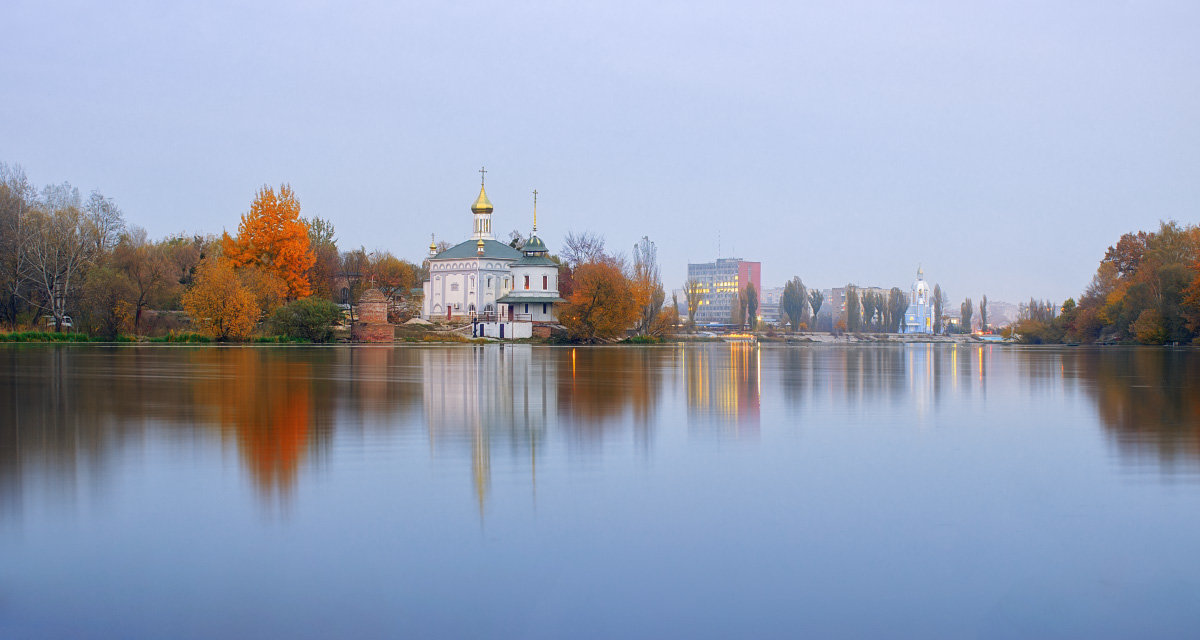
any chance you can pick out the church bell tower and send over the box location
[471,166,495,241]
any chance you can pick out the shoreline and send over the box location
[1,335,1192,348]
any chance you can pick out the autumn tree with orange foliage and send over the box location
[1024,221,1200,344]
[558,260,639,342]
[182,257,259,340]
[222,184,315,299]
[367,251,420,311]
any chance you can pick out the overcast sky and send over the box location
[3,0,1197,303]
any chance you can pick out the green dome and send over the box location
[523,234,548,254]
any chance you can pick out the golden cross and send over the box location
[479,166,487,186]
[532,189,538,230]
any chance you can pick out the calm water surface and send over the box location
[2,344,1199,638]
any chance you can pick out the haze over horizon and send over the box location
[3,0,1197,304]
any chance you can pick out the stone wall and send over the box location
[351,323,394,343]
[358,289,388,324]
[353,288,392,343]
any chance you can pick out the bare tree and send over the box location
[632,236,665,335]
[507,229,525,249]
[561,231,606,267]
[0,163,36,326]
[85,190,125,253]
[22,190,99,331]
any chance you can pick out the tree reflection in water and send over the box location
[190,348,321,502]
[3,345,1200,520]
[1064,348,1200,472]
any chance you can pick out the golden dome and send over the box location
[471,184,493,214]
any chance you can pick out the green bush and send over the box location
[268,298,342,343]
[253,335,311,344]
[0,331,96,342]
[147,332,213,343]
[623,335,664,344]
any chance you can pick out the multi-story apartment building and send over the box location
[758,286,785,325]
[687,258,762,325]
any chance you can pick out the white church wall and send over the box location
[478,321,532,339]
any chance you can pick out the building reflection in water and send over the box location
[684,343,760,437]
[4,344,1200,519]
[419,344,671,513]
[421,345,550,516]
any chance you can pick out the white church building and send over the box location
[899,267,934,334]
[421,172,563,331]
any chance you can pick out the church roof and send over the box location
[523,234,547,253]
[515,254,557,267]
[513,234,555,266]
[432,238,521,261]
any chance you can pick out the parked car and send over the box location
[41,315,73,329]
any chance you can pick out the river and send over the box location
[1,344,1198,638]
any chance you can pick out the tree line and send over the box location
[1,164,421,341]
[1017,221,1200,344]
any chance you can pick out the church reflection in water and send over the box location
[421,345,551,514]
[3,344,1200,519]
